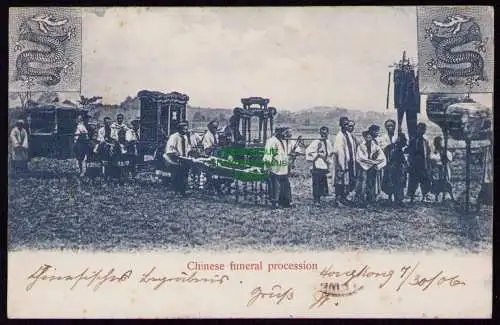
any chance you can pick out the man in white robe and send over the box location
[306,126,334,204]
[333,117,357,206]
[263,126,293,209]
[201,120,220,156]
[10,119,29,176]
[356,130,387,206]
[164,121,192,196]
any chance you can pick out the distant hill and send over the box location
[8,93,441,136]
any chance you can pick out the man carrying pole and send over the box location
[263,126,293,209]
[164,121,193,196]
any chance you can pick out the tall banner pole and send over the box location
[386,71,391,109]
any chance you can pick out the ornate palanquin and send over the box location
[137,90,189,155]
[25,105,89,159]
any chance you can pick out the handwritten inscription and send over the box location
[24,261,467,312]
[320,264,394,289]
[309,282,364,309]
[26,264,132,292]
[320,263,466,292]
[139,267,229,290]
[25,265,229,292]
[247,285,294,307]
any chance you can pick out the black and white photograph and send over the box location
[7,6,493,318]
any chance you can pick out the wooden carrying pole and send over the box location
[386,71,391,109]
[465,139,471,213]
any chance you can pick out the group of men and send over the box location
[8,114,143,179]
[87,114,142,178]
[161,119,231,195]
[10,112,454,210]
[263,116,454,209]
[142,113,455,209]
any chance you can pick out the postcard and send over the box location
[7,6,493,318]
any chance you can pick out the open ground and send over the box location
[8,149,492,253]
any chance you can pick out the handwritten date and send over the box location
[247,285,294,307]
[397,263,466,292]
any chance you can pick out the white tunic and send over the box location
[110,122,130,141]
[333,131,357,172]
[305,138,334,171]
[263,136,289,175]
[96,127,111,143]
[201,131,219,150]
[164,132,192,157]
[10,127,29,161]
[356,141,387,171]
[125,129,139,142]
[189,132,202,148]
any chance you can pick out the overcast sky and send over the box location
[81,6,424,111]
[10,7,493,111]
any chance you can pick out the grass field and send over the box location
[8,149,492,253]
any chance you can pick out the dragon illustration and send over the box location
[14,13,75,87]
[426,14,486,87]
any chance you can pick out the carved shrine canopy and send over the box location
[241,97,270,107]
[236,97,276,119]
[137,90,189,104]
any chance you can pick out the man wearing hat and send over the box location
[333,116,357,206]
[263,125,293,209]
[164,120,192,196]
[306,126,334,205]
[10,119,29,176]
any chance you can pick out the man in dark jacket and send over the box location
[406,123,431,202]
